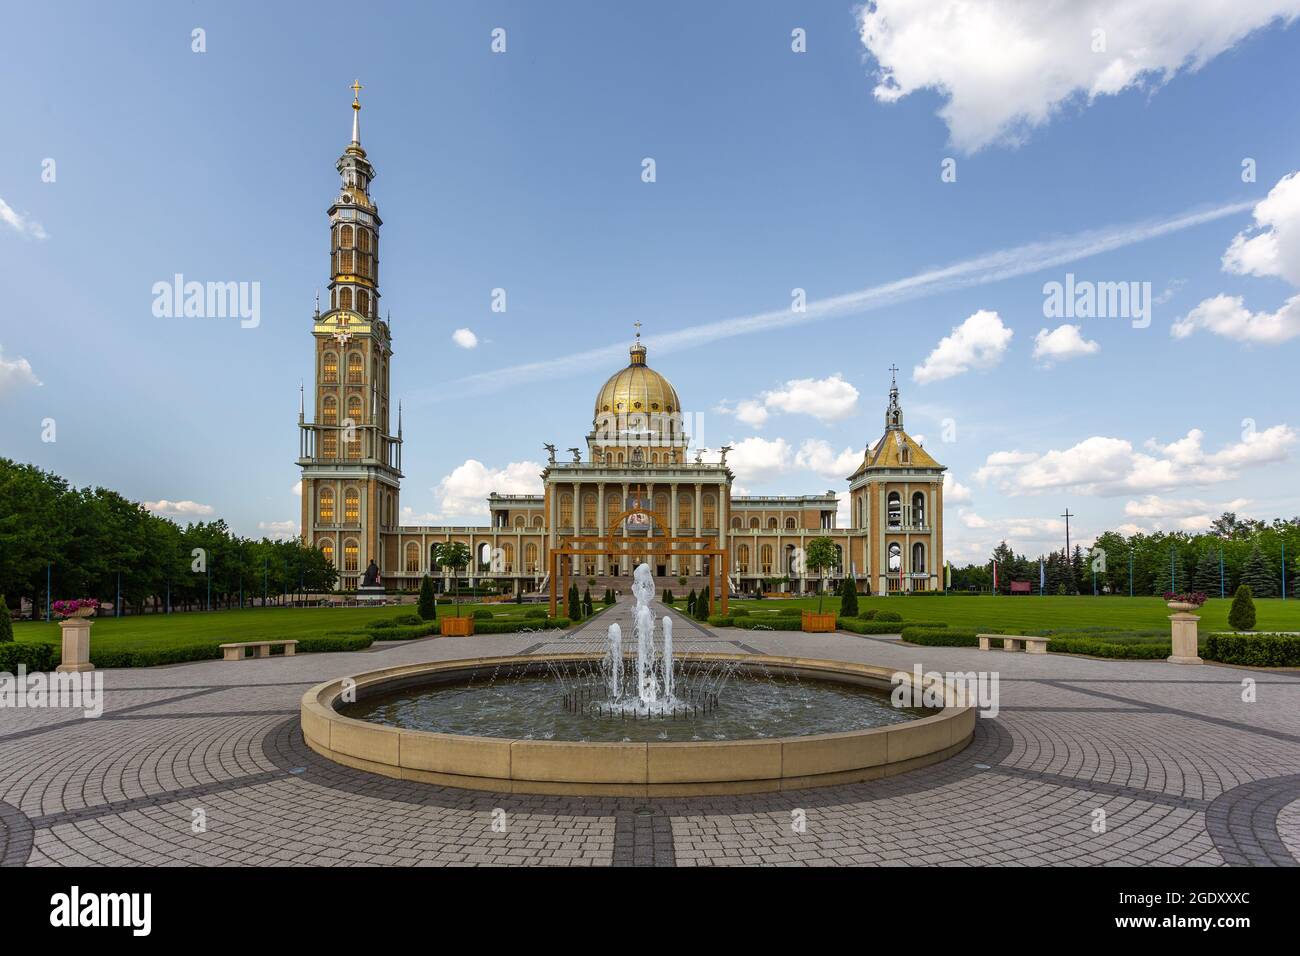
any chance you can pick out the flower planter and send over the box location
[1166,603,1202,665]
[801,610,837,633]
[440,616,475,637]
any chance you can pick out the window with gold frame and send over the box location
[344,487,360,524]
[340,250,354,274]
[321,433,338,457]
[339,288,353,311]
[318,488,335,523]
[525,542,538,572]
[322,396,338,425]
[320,539,335,566]
[559,493,573,527]
[343,540,359,572]
[703,495,716,529]
[347,352,363,384]
[404,542,420,575]
[322,352,338,384]
[581,494,596,528]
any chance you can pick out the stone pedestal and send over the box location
[355,586,386,603]
[57,618,95,673]
[1167,610,1202,665]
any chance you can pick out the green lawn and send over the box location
[11,602,542,654]
[728,595,1300,633]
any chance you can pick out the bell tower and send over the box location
[297,82,403,588]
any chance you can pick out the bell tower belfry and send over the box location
[297,82,403,588]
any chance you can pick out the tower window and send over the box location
[322,396,338,425]
[343,539,359,572]
[347,352,363,384]
[322,352,338,384]
[340,250,354,274]
[405,542,420,575]
[340,224,354,249]
[358,229,370,252]
[318,487,335,523]
[358,290,370,316]
[319,539,335,566]
[344,487,360,523]
[887,492,902,528]
[321,434,338,457]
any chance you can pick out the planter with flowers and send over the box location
[1162,591,1206,665]
[52,599,98,673]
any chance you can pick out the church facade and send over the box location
[297,93,946,597]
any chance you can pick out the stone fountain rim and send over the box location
[300,652,977,796]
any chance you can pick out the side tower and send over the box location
[297,82,403,589]
[846,369,945,593]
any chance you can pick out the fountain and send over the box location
[303,563,977,795]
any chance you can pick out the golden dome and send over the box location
[594,339,681,419]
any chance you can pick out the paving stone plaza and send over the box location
[3,604,1297,868]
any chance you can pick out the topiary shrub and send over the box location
[695,590,711,621]
[1228,584,1257,631]
[838,578,859,619]
[582,588,593,617]
[525,607,547,618]
[730,607,749,617]
[686,590,697,616]
[417,575,437,621]
[392,613,423,626]
[875,610,902,623]
[472,609,492,621]
[858,608,878,621]
[567,584,582,622]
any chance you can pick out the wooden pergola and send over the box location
[547,508,729,618]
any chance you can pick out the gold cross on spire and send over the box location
[351,79,363,105]
[633,320,642,340]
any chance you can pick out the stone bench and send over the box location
[220,639,299,661]
[977,633,1050,654]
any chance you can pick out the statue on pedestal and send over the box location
[362,559,381,588]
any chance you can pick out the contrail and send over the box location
[412,198,1253,403]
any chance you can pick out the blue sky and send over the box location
[2,0,1299,563]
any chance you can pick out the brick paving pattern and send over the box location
[2,605,1298,866]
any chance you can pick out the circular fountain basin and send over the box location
[301,653,977,796]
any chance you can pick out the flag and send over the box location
[1039,557,1045,594]
[944,560,951,589]
[992,560,998,591]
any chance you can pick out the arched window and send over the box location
[477,542,492,569]
[761,544,773,574]
[532,515,544,528]
[857,496,865,528]
[340,250,354,274]
[357,228,370,252]
[339,287,353,311]
[654,494,669,527]
[912,542,926,573]
[318,487,335,523]
[678,495,693,527]
[703,495,716,528]
[525,542,538,572]
[319,538,335,567]
[347,352,363,384]
[888,542,902,572]
[514,515,526,528]
[343,539,359,572]
[606,496,620,524]
[322,396,338,425]
[737,544,750,573]
[749,517,759,529]
[912,491,926,527]
[321,432,338,457]
[731,516,742,529]
[502,543,515,573]
[340,224,354,248]
[404,542,420,575]
[785,544,798,575]
[344,487,360,524]
[322,352,338,384]
[887,492,902,528]
[767,517,777,529]
[559,493,573,527]
[785,517,796,530]
[835,545,843,573]
[346,395,363,424]
[582,494,597,527]
[358,290,369,317]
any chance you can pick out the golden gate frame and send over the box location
[548,508,729,618]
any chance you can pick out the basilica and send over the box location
[297,90,946,600]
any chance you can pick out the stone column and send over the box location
[597,482,606,575]
[1167,606,1203,664]
[694,482,703,575]
[57,617,94,673]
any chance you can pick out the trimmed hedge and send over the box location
[842,619,948,635]
[874,610,902,623]
[472,617,570,634]
[1205,633,1300,667]
[0,642,57,672]
[900,627,980,647]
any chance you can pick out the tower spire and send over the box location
[350,79,363,145]
[886,364,903,430]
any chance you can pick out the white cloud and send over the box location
[145,499,215,518]
[291,480,302,497]
[257,520,298,538]
[451,328,479,349]
[858,0,1300,153]
[944,472,973,502]
[725,436,793,484]
[1178,171,1300,343]
[1033,324,1100,365]
[1171,291,1300,343]
[1223,170,1300,284]
[0,195,48,239]
[913,310,1013,384]
[794,439,860,480]
[432,459,542,518]
[976,424,1296,496]
[1123,494,1252,531]
[720,374,859,427]
[0,346,41,393]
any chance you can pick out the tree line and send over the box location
[948,512,1300,597]
[0,458,336,617]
